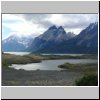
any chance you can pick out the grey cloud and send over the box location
[17,14,98,29]
[62,14,98,29]
[20,14,48,21]
[19,14,52,28]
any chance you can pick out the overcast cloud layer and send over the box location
[2,14,98,40]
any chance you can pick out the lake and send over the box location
[9,59,98,71]
[41,53,84,56]
[5,52,85,56]
[4,52,30,56]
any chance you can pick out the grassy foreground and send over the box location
[2,53,98,86]
[58,62,98,86]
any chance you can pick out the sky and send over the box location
[2,14,98,40]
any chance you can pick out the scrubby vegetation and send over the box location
[41,54,98,59]
[2,53,97,70]
[75,73,98,86]
[58,63,98,86]
[58,63,98,73]
[2,53,98,86]
[2,53,43,69]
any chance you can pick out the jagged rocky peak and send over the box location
[86,22,98,30]
[90,22,98,26]
[79,22,98,36]
[48,25,65,31]
[58,26,64,29]
[48,25,57,30]
[57,26,66,34]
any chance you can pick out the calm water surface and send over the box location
[4,52,30,56]
[9,59,98,71]
[4,52,85,56]
[41,53,84,56]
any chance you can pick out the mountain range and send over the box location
[2,35,34,52]
[2,22,98,54]
[27,25,76,52]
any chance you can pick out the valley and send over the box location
[2,53,98,86]
[2,16,98,86]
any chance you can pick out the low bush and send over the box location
[75,73,98,86]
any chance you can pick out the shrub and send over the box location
[75,74,98,86]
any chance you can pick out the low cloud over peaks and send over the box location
[2,14,98,39]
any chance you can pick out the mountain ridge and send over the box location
[32,23,98,54]
[27,25,75,52]
[2,22,98,54]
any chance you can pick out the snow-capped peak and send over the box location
[87,22,98,31]
[3,33,34,49]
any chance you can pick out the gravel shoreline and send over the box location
[2,69,83,86]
